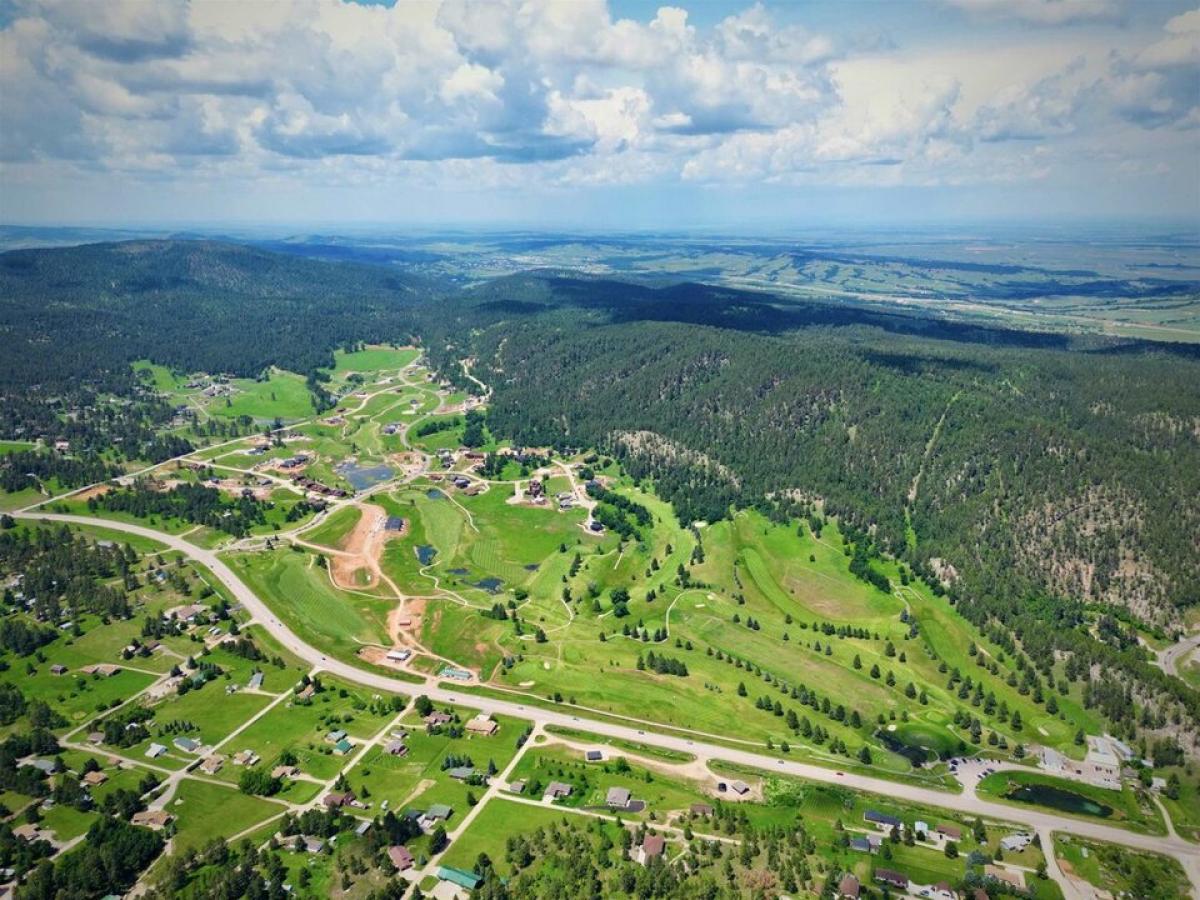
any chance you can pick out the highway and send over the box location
[18,511,1200,896]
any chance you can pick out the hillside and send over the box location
[428,273,1200,628]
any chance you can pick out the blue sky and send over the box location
[0,0,1196,227]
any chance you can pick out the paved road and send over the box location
[1159,630,1200,679]
[19,511,1200,896]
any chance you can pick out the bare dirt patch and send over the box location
[75,484,112,503]
[388,600,425,644]
[328,503,401,591]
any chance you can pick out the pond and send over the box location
[524,563,539,571]
[876,728,934,767]
[336,462,393,491]
[415,545,436,565]
[474,577,503,593]
[1006,783,1113,818]
[448,567,469,575]
[427,489,445,500]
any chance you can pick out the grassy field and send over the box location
[228,548,391,660]
[344,706,529,822]
[228,678,400,780]
[165,778,286,853]
[211,370,315,422]
[302,504,363,550]
[438,798,611,876]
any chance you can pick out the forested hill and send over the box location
[428,272,1200,628]
[0,240,431,387]
[2,242,1198,628]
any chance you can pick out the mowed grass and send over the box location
[228,680,400,780]
[120,688,274,764]
[210,370,315,422]
[345,708,528,816]
[438,799,601,876]
[330,346,420,375]
[507,744,710,819]
[303,505,363,550]
[166,779,285,853]
[229,548,390,659]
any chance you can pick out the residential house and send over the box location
[332,738,353,756]
[849,837,877,854]
[145,743,168,759]
[131,810,174,830]
[418,804,453,829]
[936,824,963,842]
[465,714,498,736]
[272,765,298,779]
[232,749,260,767]
[864,810,902,831]
[447,766,475,781]
[635,834,665,866]
[690,803,713,816]
[837,874,861,899]
[543,781,572,802]
[325,729,348,744]
[323,792,356,810]
[80,664,121,677]
[173,737,201,754]
[606,787,631,809]
[585,750,603,762]
[436,867,482,891]
[984,865,1025,889]
[424,712,453,727]
[729,780,750,796]
[82,770,108,787]
[200,756,225,775]
[874,869,908,890]
[508,780,526,794]
[387,845,415,871]
[999,832,1034,853]
[50,664,67,676]
[383,739,408,757]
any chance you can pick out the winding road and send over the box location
[15,509,1200,897]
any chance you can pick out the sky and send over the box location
[0,0,1197,229]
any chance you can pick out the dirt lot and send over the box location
[329,503,390,590]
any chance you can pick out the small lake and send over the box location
[1006,784,1112,818]
[876,729,933,767]
[336,463,393,491]
[415,545,436,565]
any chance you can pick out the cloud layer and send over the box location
[0,0,1196,222]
